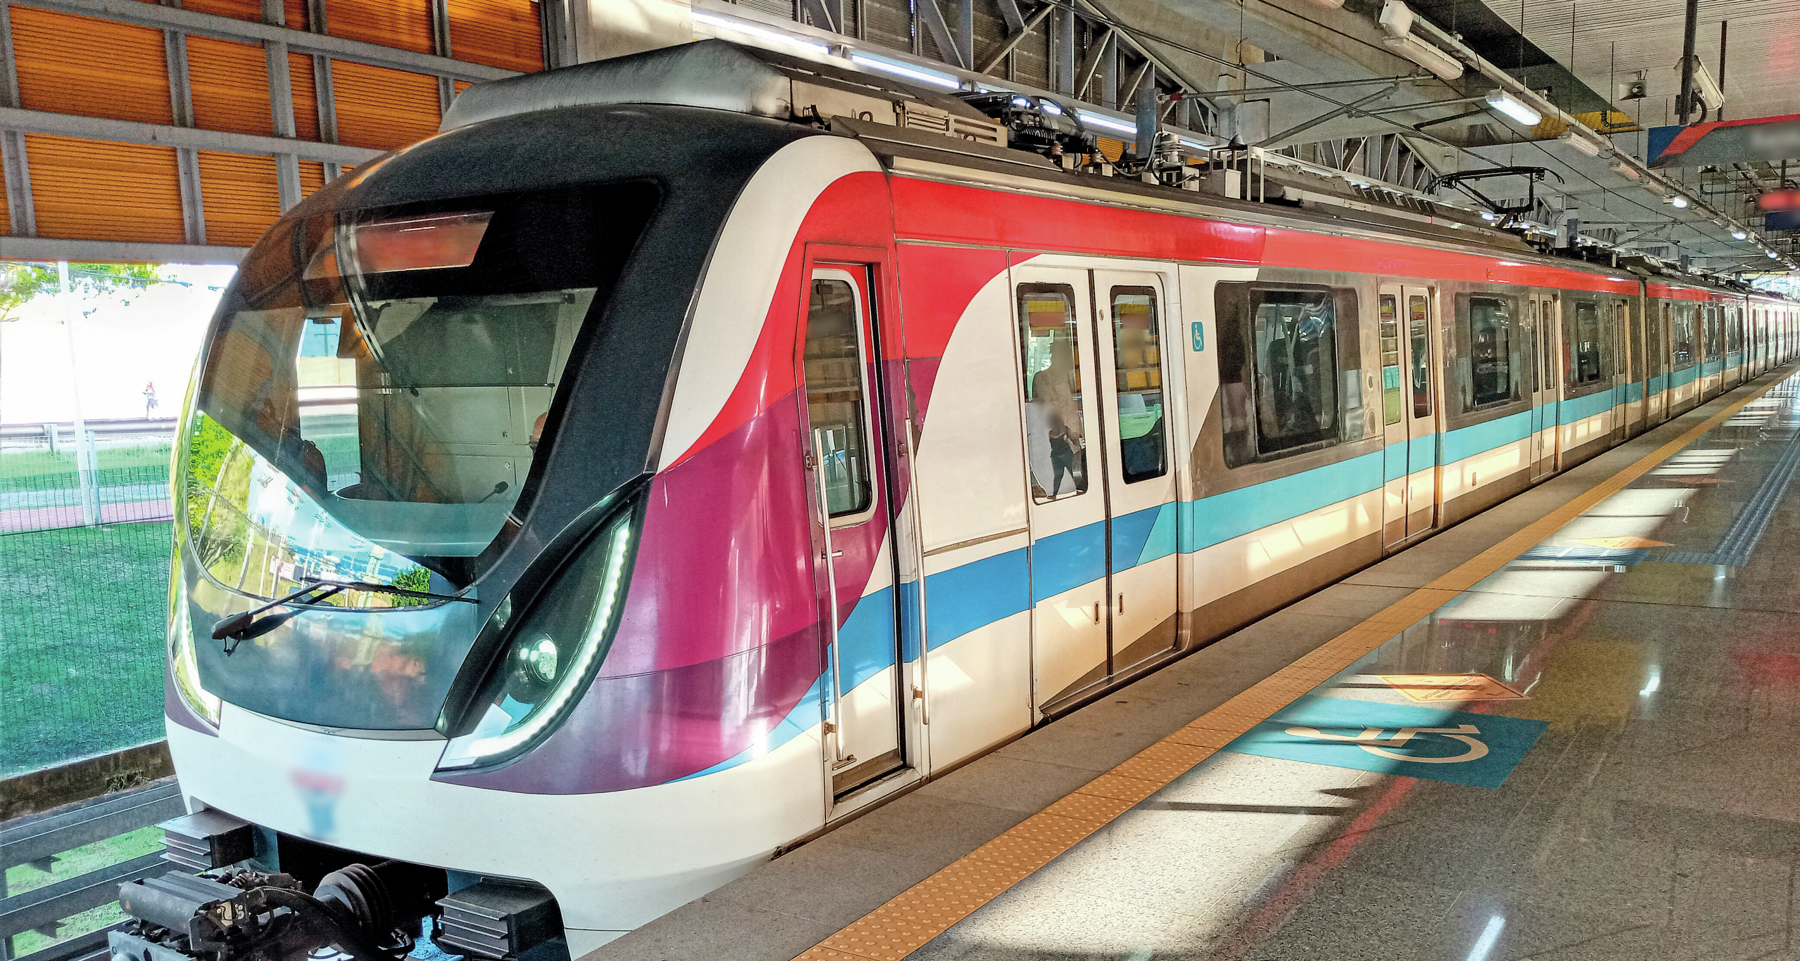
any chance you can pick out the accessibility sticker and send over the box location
[1225,695,1549,788]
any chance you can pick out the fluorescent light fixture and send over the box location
[690,10,832,56]
[1382,34,1464,81]
[1770,250,1781,259]
[1467,915,1506,961]
[1378,0,1414,36]
[1078,110,1141,136]
[1670,195,1690,208]
[1039,100,1064,116]
[1559,131,1604,157]
[1733,229,1749,240]
[1485,89,1543,127]
[847,52,962,90]
[1480,211,1498,221]
[1010,95,1031,108]
[1612,161,1641,181]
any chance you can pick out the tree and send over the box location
[0,262,165,322]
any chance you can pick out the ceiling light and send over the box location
[689,10,832,56]
[1011,95,1031,108]
[1770,250,1780,259]
[1480,211,1498,221]
[1611,161,1641,181]
[1559,131,1604,157]
[1382,35,1463,81]
[1733,229,1748,240]
[847,53,962,90]
[1078,110,1142,136]
[1039,100,1064,116]
[1670,195,1689,208]
[1485,89,1543,127]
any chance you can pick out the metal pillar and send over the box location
[1677,0,1697,123]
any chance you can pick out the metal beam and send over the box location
[0,106,382,164]
[0,235,247,261]
[162,21,207,246]
[0,2,34,237]
[1075,26,1114,102]
[978,2,1053,75]
[1118,57,1150,108]
[1254,84,1397,149]
[797,0,840,33]
[429,0,453,113]
[993,0,1025,34]
[1054,6,1075,96]
[4,0,517,81]
[914,0,966,69]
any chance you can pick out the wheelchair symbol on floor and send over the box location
[1283,723,1490,763]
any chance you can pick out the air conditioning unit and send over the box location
[895,102,1006,145]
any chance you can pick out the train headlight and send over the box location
[168,559,221,726]
[437,504,636,770]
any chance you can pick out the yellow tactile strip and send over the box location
[792,377,1786,961]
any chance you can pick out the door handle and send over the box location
[1117,593,1125,615]
[1093,602,1102,622]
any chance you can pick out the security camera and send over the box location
[1675,56,1724,113]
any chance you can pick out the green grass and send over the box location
[4,827,164,956]
[0,442,173,490]
[0,522,172,777]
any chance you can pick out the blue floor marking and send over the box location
[1224,695,1548,789]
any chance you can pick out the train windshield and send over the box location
[183,183,658,602]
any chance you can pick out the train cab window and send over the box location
[1460,295,1517,409]
[1018,284,1088,501]
[1408,294,1432,418]
[1571,302,1604,386]
[1672,304,1696,370]
[805,276,874,519]
[1108,287,1167,483]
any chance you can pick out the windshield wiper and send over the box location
[212,579,475,652]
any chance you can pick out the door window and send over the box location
[1464,296,1515,408]
[1572,302,1603,386]
[1018,284,1088,501]
[1408,295,1432,418]
[1109,288,1167,483]
[1380,294,1402,425]
[1252,290,1339,455]
[805,275,873,519]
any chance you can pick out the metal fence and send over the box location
[0,421,177,779]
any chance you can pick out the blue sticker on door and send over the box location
[1225,695,1548,788]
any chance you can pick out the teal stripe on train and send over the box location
[1669,366,1700,388]
[1559,390,1613,424]
[1441,410,1530,464]
[1179,450,1384,551]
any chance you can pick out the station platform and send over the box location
[586,369,1800,961]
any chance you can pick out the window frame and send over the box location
[1016,281,1091,503]
[1457,292,1524,412]
[1568,299,1606,390]
[1107,284,1169,485]
[1215,282,1361,468]
[805,266,880,529]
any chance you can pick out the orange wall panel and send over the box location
[189,36,274,137]
[25,135,186,243]
[299,160,327,197]
[332,60,440,151]
[448,0,543,72]
[11,8,173,125]
[327,0,433,54]
[198,152,282,246]
[180,0,262,22]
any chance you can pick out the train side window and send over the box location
[1109,287,1167,483]
[1215,283,1361,467]
[1703,306,1723,360]
[1461,295,1516,409]
[1570,302,1604,386]
[1726,307,1742,356]
[1408,294,1432,418]
[1251,289,1338,455]
[1672,305,1696,370]
[805,276,874,518]
[1017,284,1088,502]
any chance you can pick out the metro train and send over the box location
[132,38,1798,961]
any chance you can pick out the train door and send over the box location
[1539,293,1564,473]
[799,261,906,798]
[1378,284,1439,541]
[1011,264,1109,713]
[1611,301,1630,444]
[1402,287,1439,537]
[1527,295,1553,482]
[1091,268,1179,677]
[1627,299,1646,436]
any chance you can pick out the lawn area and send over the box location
[0,441,173,491]
[3,826,164,956]
[0,521,171,776]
